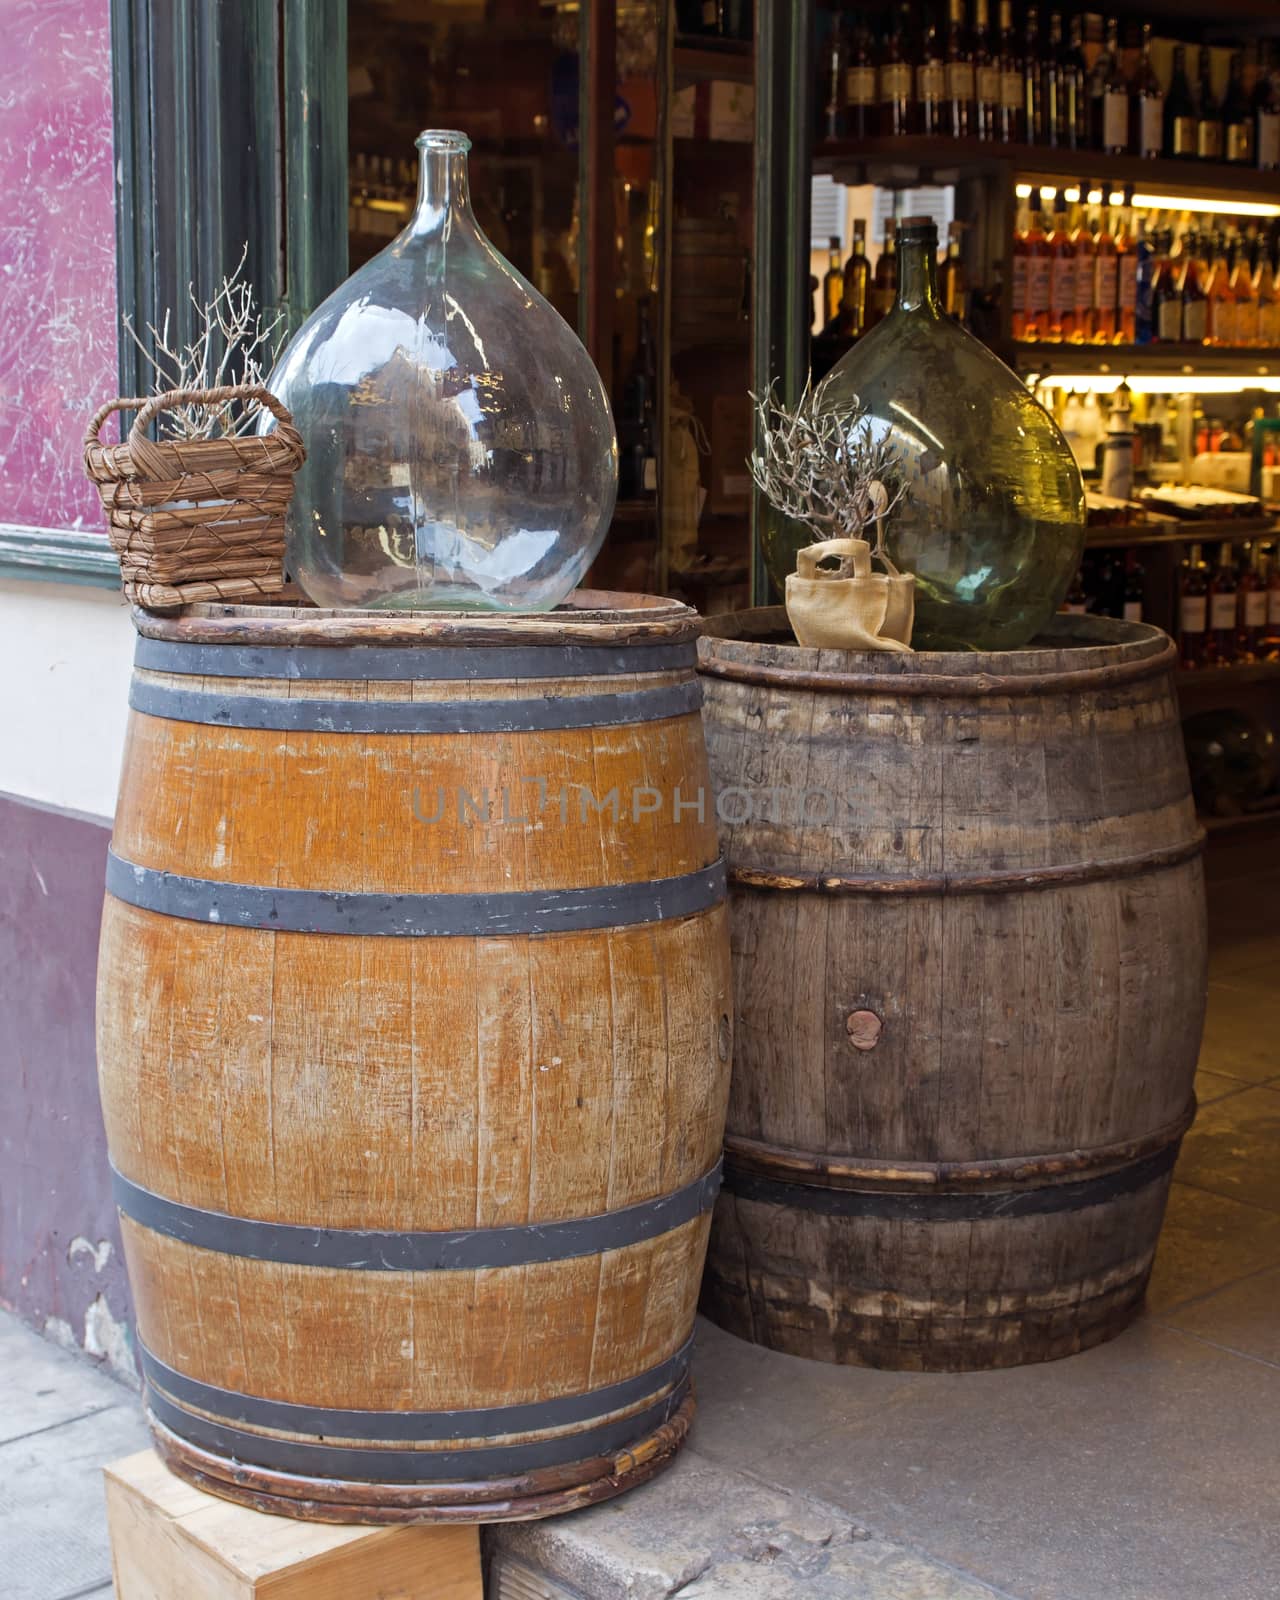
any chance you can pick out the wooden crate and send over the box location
[104,1450,483,1600]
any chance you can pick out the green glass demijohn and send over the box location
[793,216,1085,651]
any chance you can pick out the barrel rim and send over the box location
[132,590,701,650]
[697,609,1178,697]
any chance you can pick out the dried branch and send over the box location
[748,379,909,569]
[121,244,287,441]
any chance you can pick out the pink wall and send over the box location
[0,0,116,532]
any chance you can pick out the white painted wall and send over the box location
[0,579,134,820]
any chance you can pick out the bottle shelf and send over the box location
[1086,518,1279,550]
[1176,658,1280,692]
[1012,343,1280,379]
[814,136,1280,208]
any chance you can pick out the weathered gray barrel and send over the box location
[697,611,1206,1371]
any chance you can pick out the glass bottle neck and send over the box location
[408,142,472,237]
[896,236,942,315]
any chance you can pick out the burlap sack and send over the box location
[784,538,915,652]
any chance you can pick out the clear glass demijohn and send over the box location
[801,216,1085,652]
[266,130,617,611]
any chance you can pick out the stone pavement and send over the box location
[4,830,1278,1600]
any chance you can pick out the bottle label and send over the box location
[846,65,876,105]
[1259,111,1280,170]
[1172,116,1197,156]
[1158,297,1183,341]
[1246,591,1267,628]
[1211,593,1237,629]
[1051,259,1075,316]
[1270,589,1280,626]
[1012,257,1028,314]
[1180,596,1207,633]
[1139,97,1164,154]
[1183,298,1208,342]
[917,62,946,103]
[947,62,975,100]
[1075,256,1094,315]
[1226,123,1254,164]
[1118,256,1138,313]
[1214,299,1236,345]
[1001,67,1022,110]
[1123,600,1143,622]
[1103,91,1127,148]
[1095,256,1118,317]
[1027,255,1051,316]
[1198,120,1224,160]
[879,62,912,101]
[642,456,658,493]
[977,65,1001,106]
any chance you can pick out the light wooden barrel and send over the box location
[696,611,1206,1372]
[96,595,732,1521]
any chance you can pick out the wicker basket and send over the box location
[84,384,305,610]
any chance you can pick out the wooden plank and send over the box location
[106,1449,482,1600]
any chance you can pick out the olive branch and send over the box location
[747,379,909,571]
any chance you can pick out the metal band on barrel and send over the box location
[105,852,727,935]
[113,1162,721,1270]
[721,1143,1180,1222]
[135,635,698,682]
[128,675,702,733]
[141,1340,692,1478]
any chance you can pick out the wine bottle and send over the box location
[1048,190,1075,342]
[1238,543,1267,660]
[945,0,975,139]
[1179,544,1210,668]
[1092,202,1118,344]
[824,236,844,327]
[1255,239,1279,347]
[1207,231,1236,346]
[844,15,877,139]
[842,220,871,336]
[997,0,1023,143]
[1231,236,1260,346]
[1060,15,1088,152]
[1022,6,1043,145]
[972,0,1000,142]
[1130,22,1164,160]
[818,215,1086,651]
[917,8,947,135]
[1123,551,1144,623]
[869,225,898,326]
[1224,52,1254,165]
[1115,197,1137,344]
[1182,237,1210,345]
[1209,541,1239,663]
[1255,43,1280,172]
[1098,18,1128,155]
[822,11,845,140]
[1197,49,1224,163]
[879,5,915,138]
[1154,233,1183,343]
[940,223,968,319]
[1025,190,1053,341]
[1012,198,1031,340]
[1164,45,1197,160]
[1134,214,1155,345]
[1072,186,1095,344]
[1038,12,1064,148]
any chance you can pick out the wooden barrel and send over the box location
[96,594,732,1521]
[696,610,1206,1372]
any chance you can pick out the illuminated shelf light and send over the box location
[1029,372,1280,394]
[1014,181,1280,218]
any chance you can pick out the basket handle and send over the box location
[84,396,147,453]
[129,384,295,448]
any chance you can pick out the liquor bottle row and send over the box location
[1063,548,1145,621]
[1178,542,1280,668]
[821,3,1280,171]
[1013,192,1280,347]
[816,219,966,337]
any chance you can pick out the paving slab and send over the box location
[1146,1180,1280,1316]
[1161,1264,1280,1367]
[686,1318,1280,1600]
[491,1444,1011,1600]
[1196,978,1280,1083]
[1175,1085,1280,1213]
[0,1314,127,1447]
